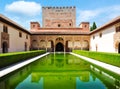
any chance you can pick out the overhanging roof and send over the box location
[0,14,30,34]
[90,16,120,34]
[30,29,90,35]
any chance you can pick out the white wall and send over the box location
[90,26,116,53]
[0,22,30,53]
[8,26,30,52]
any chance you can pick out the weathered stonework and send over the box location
[31,35,90,52]
[30,6,90,52]
[42,6,76,28]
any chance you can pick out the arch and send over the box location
[74,40,81,49]
[40,40,46,48]
[2,42,8,53]
[56,37,63,41]
[115,41,120,53]
[39,40,46,50]
[32,40,38,50]
[55,42,64,52]
[48,40,54,52]
[83,40,89,50]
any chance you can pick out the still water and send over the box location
[0,53,119,89]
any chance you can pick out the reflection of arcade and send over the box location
[31,53,90,71]
[0,66,31,89]
[91,65,120,89]
[31,71,90,89]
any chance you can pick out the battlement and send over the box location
[42,6,76,9]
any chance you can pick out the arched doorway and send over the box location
[83,40,89,50]
[118,43,120,53]
[55,42,64,52]
[2,42,8,53]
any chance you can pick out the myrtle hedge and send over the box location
[0,50,46,68]
[73,50,120,67]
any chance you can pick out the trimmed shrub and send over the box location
[73,50,120,67]
[0,50,46,68]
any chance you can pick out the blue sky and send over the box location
[0,0,120,30]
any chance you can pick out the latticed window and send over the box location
[3,25,8,33]
[26,35,28,39]
[99,33,102,38]
[19,32,22,37]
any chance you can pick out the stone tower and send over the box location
[42,6,76,28]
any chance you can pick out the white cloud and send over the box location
[77,5,120,26]
[5,1,41,16]
[78,9,102,21]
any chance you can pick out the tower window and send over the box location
[33,25,35,28]
[69,23,71,26]
[58,24,61,27]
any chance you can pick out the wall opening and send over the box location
[25,42,27,51]
[55,42,64,52]
[2,42,8,53]
[118,43,120,53]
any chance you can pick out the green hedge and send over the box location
[0,50,46,68]
[73,50,120,67]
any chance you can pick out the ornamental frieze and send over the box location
[1,32,9,48]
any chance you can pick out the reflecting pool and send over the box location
[0,53,119,89]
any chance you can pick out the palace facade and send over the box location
[0,6,120,53]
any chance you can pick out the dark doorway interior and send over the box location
[25,42,27,51]
[51,41,54,52]
[56,42,64,52]
[118,43,120,53]
[2,42,8,53]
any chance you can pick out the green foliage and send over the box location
[90,26,93,31]
[73,50,120,67]
[0,50,46,68]
[90,22,97,31]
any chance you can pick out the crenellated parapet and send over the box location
[42,6,76,9]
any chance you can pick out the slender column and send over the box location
[64,36,65,53]
[46,36,47,52]
[37,37,39,50]
[81,37,83,50]
[72,37,74,51]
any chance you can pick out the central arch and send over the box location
[55,42,64,52]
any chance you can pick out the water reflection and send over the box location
[0,53,119,89]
